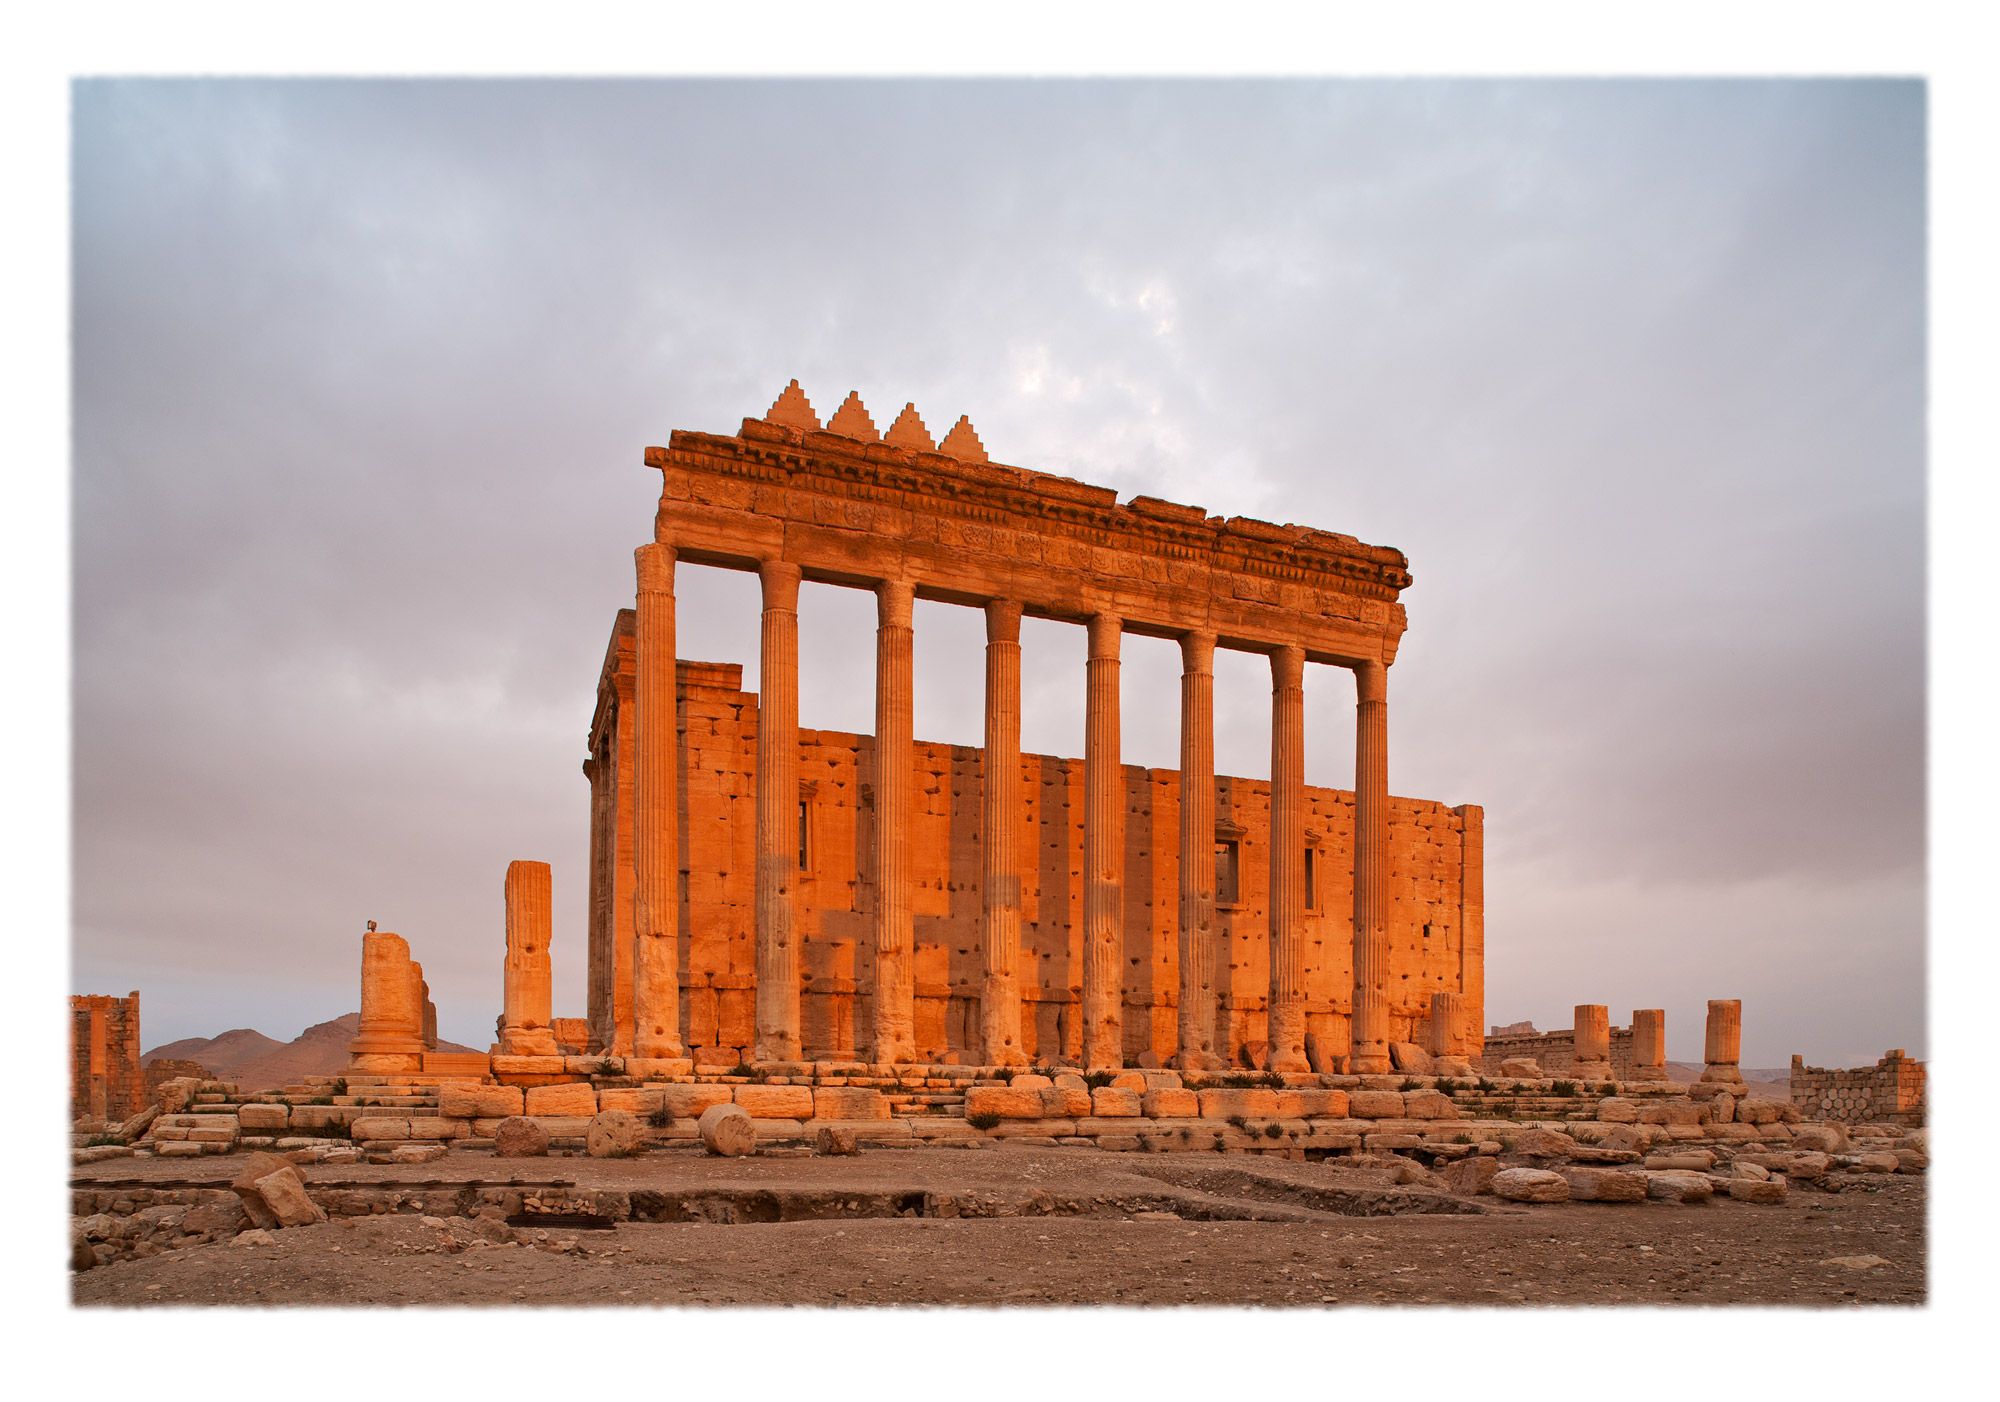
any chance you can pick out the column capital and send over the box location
[759,557,802,608]
[1271,642,1305,690]
[1355,657,1388,704]
[1087,611,1121,659]
[635,541,676,592]
[1180,628,1216,673]
[985,598,1023,642]
[877,578,914,628]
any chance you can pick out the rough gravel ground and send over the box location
[71,1147,1924,1307]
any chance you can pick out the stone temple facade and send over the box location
[567,383,1484,1073]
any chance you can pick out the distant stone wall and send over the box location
[71,992,145,1122]
[1790,1049,1925,1125]
[145,1058,210,1104]
[1478,1026,1635,1079]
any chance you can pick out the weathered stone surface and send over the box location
[812,1087,888,1121]
[595,1087,664,1115]
[1502,1127,1579,1160]
[1644,1149,1716,1171]
[1789,1123,1849,1154]
[1090,1087,1142,1117]
[1492,1167,1569,1203]
[439,1083,525,1119]
[698,1103,757,1157]
[249,1165,325,1227]
[734,1084,814,1119]
[1645,1170,1714,1203]
[228,1152,293,1229]
[964,1085,1044,1120]
[1499,1057,1542,1079]
[493,1116,551,1157]
[1040,1085,1092,1117]
[1563,1167,1647,1202]
[1347,1090,1404,1119]
[815,1126,859,1156]
[1141,1088,1199,1118]
[1597,1097,1638,1123]
[662,1084,734,1120]
[1440,1156,1500,1195]
[388,1143,448,1164]
[349,1116,411,1142]
[1400,1088,1455,1119]
[524,1083,598,1118]
[1197,1088,1280,1119]
[586,1110,644,1158]
[237,1104,289,1132]
[1727,1176,1787,1204]
[1388,1041,1433,1074]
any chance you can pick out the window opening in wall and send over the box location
[1216,838,1240,906]
[1304,847,1318,911]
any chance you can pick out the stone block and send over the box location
[1389,1041,1434,1074]
[1141,1088,1199,1118]
[586,1111,645,1158]
[490,1055,567,1075]
[1644,1170,1714,1203]
[389,1143,449,1165]
[663,1084,734,1120]
[237,1104,289,1132]
[1040,1086,1092,1117]
[1644,1149,1717,1171]
[1727,1176,1787,1204]
[1596,1097,1639,1123]
[349,1116,411,1142]
[1499,1057,1542,1078]
[1198,1088,1280,1119]
[1401,1089,1456,1120]
[1492,1168,1569,1202]
[815,1126,859,1156]
[812,1087,888,1120]
[493,1117,550,1157]
[965,1086,1044,1120]
[1090,1087,1142,1117]
[698,1104,756,1157]
[439,1083,525,1119]
[1347,1090,1405,1119]
[1562,1167,1647,1202]
[524,1083,598,1117]
[734,1085,814,1118]
[596,1087,664,1115]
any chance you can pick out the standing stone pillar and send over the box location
[1082,612,1125,1069]
[754,559,804,1063]
[1702,998,1744,1084]
[1267,644,1309,1073]
[870,579,917,1063]
[87,1009,108,1119]
[980,600,1028,1066]
[1630,1008,1668,1080]
[1427,991,1466,1057]
[1572,1003,1612,1080]
[632,544,685,1060]
[348,929,426,1073]
[499,859,559,1055]
[1349,660,1392,1073]
[1456,804,1485,1057]
[1175,629,1219,1070]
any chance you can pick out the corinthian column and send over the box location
[754,559,803,1062]
[631,543,685,1059]
[1175,629,1218,1070]
[1350,659,1392,1074]
[870,579,917,1063]
[1268,644,1309,1073]
[981,600,1028,1066]
[1083,612,1125,1069]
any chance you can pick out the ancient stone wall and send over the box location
[1478,1026,1637,1080]
[1789,1050,1925,1125]
[70,992,145,1122]
[589,653,1478,1068]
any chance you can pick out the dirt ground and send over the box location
[71,1146,1925,1307]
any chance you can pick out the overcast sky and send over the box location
[71,79,1924,1066]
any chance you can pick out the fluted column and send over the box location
[1082,612,1125,1069]
[1427,990,1466,1057]
[1175,629,1218,1069]
[632,544,685,1059]
[1702,998,1743,1084]
[349,929,425,1072]
[500,859,559,1055]
[1456,803,1485,1058]
[1572,1003,1611,1079]
[1267,644,1309,1072]
[870,579,917,1063]
[981,600,1028,1066]
[754,559,803,1062]
[1630,1008,1667,1080]
[1350,659,1392,1073]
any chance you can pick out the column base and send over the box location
[1349,1053,1392,1075]
[348,1051,423,1074]
[1701,1065,1746,1085]
[498,1028,561,1056]
[1572,1060,1614,1082]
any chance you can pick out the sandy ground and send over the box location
[71,1146,1924,1307]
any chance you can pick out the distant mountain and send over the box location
[143,1012,478,1091]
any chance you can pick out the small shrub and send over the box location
[1223,1071,1258,1089]
[1259,1071,1283,1089]
[995,1066,1015,1082]
[1435,1078,1457,1095]
[328,1078,347,1097]
[1226,1113,1248,1130]
[1602,1083,1618,1096]
[1453,1132,1473,1145]
[1083,1069,1116,1090]
[1262,1122,1283,1140]
[1550,1080,1577,1098]
[1399,1078,1421,1093]
[84,1134,122,1147]
[646,1105,675,1129]
[727,1062,755,1079]
[1476,1077,1496,1094]
[967,1111,1002,1131]
[307,1096,334,1106]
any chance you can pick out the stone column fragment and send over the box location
[754,559,804,1062]
[1427,991,1467,1058]
[1630,1008,1667,1081]
[1572,1003,1611,1079]
[1702,998,1743,1084]
[348,929,426,1073]
[870,579,916,1063]
[499,859,559,1055]
[1175,629,1219,1070]
[1349,660,1392,1073]
[1456,803,1484,1057]
[1082,612,1124,1069]
[1267,644,1308,1072]
[632,544,686,1059]
[980,600,1028,1066]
